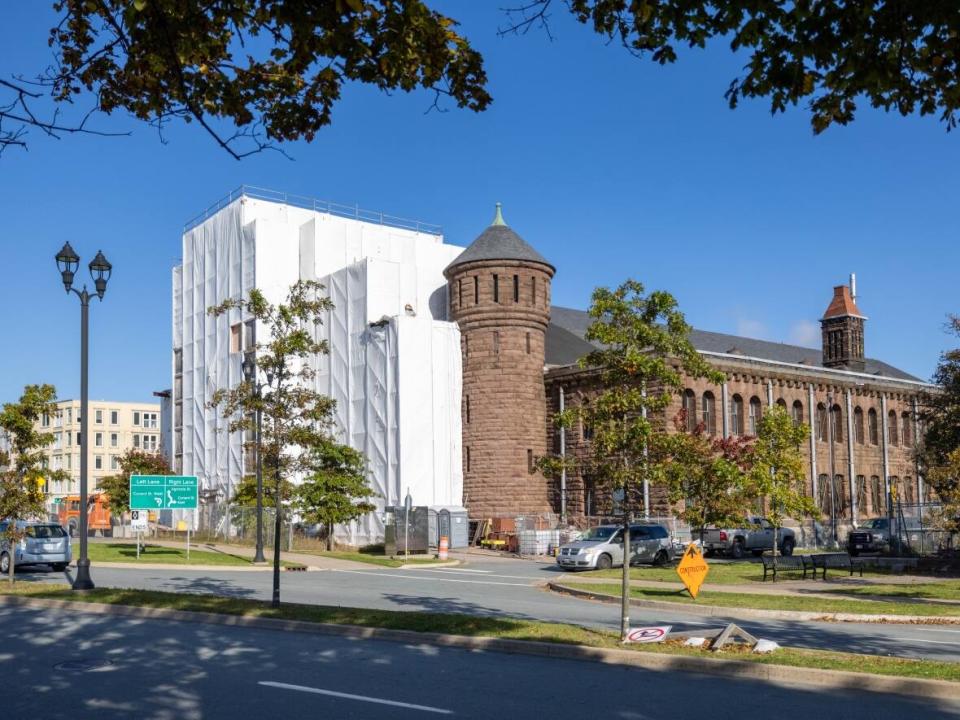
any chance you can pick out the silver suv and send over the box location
[0,521,72,573]
[557,523,673,571]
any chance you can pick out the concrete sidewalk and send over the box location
[100,538,385,570]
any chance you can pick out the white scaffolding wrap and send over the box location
[173,195,464,543]
[317,260,462,546]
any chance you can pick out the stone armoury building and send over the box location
[174,188,929,544]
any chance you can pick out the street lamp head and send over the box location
[55,242,80,292]
[88,250,112,299]
[241,354,255,383]
[265,369,275,386]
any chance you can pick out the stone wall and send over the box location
[448,258,555,519]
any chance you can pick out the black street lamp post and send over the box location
[242,354,266,564]
[56,243,112,591]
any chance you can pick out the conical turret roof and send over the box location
[445,204,554,275]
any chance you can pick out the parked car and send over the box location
[847,517,923,556]
[556,523,673,571]
[0,521,72,574]
[701,518,796,558]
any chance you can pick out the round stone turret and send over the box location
[444,204,555,520]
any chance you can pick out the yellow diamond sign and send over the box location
[676,543,709,599]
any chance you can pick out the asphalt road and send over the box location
[15,555,960,662]
[3,604,959,720]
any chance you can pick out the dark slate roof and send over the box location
[546,306,922,382]
[445,224,553,274]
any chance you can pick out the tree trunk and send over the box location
[7,546,13,585]
[326,524,333,552]
[620,509,631,641]
[271,465,282,609]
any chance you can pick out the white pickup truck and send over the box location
[700,518,796,559]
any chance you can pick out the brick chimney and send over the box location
[820,283,866,371]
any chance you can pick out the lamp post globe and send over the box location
[55,242,80,292]
[89,250,112,299]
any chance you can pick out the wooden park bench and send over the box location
[811,552,864,580]
[761,554,813,581]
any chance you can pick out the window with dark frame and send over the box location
[493,274,499,303]
[531,276,536,304]
[831,404,843,443]
[888,411,899,446]
[466,447,471,472]
[868,408,879,445]
[513,275,519,303]
[702,392,716,435]
[527,449,534,472]
[682,389,697,432]
[493,331,500,355]
[731,395,744,436]
[792,400,803,426]
[854,407,865,444]
[466,395,471,424]
[474,276,479,304]
[748,396,762,435]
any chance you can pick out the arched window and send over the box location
[776,398,787,410]
[904,476,914,504]
[888,411,898,446]
[831,404,843,443]
[870,476,883,514]
[731,395,744,436]
[854,407,864,444]
[816,403,828,442]
[868,408,879,445]
[817,474,830,514]
[748,396,762,435]
[791,400,803,427]
[901,412,912,447]
[682,389,697,432]
[702,391,716,435]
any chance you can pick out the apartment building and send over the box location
[39,400,162,498]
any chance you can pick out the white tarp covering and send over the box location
[174,195,464,543]
[316,260,462,546]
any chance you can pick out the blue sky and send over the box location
[1,3,956,404]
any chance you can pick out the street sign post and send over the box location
[676,543,710,599]
[129,475,198,510]
[130,510,148,559]
[129,475,199,560]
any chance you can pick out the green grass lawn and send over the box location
[820,582,960,602]
[0,583,956,683]
[558,581,960,617]
[79,543,253,566]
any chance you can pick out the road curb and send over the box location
[0,594,956,700]
[548,582,960,625]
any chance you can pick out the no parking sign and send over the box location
[625,626,671,643]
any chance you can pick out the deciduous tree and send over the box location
[920,315,960,530]
[295,442,376,551]
[747,404,816,563]
[209,279,340,607]
[661,414,755,548]
[544,279,723,640]
[0,385,67,582]
[7,2,960,155]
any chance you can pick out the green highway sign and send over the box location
[129,475,198,510]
